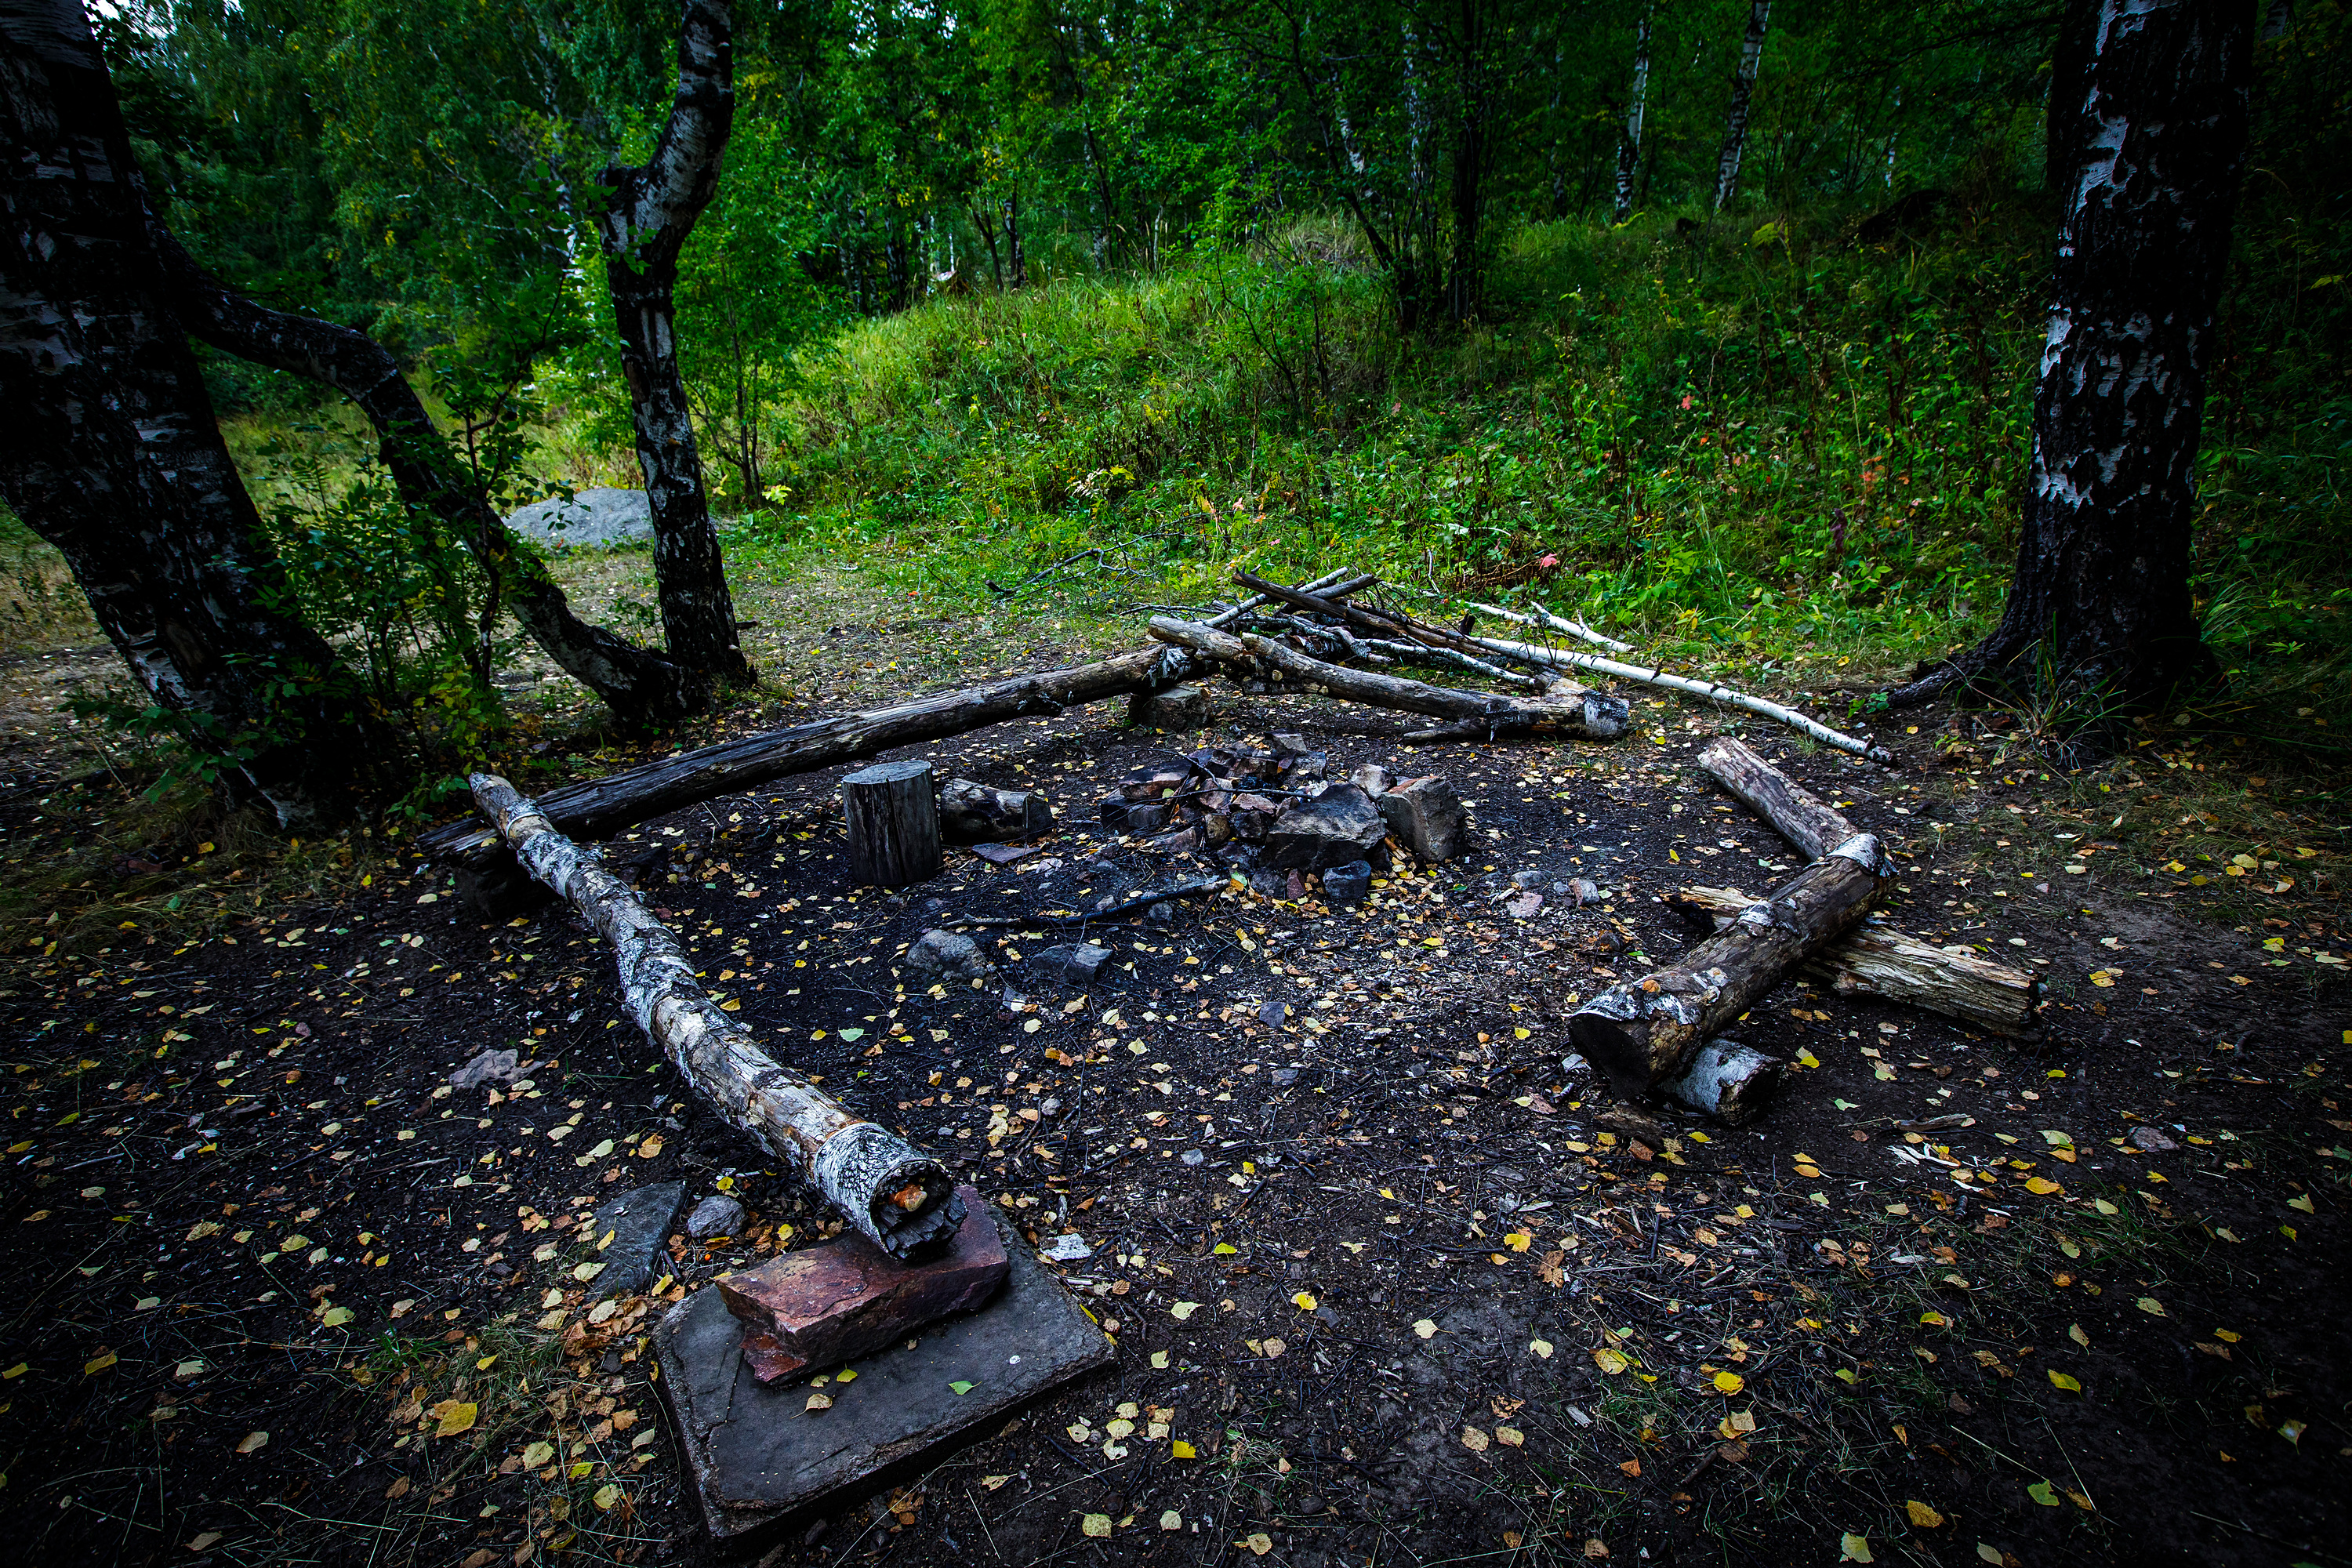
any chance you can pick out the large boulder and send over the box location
[505,488,654,550]
[1264,783,1387,870]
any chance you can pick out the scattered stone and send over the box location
[1565,877,1602,906]
[1348,763,1397,797]
[937,778,1053,842]
[969,842,1048,866]
[1139,826,1201,853]
[448,1047,522,1089]
[658,1208,1113,1537]
[586,1181,688,1298]
[686,1194,747,1241]
[1265,783,1387,869]
[1377,775,1467,862]
[1128,684,1211,729]
[1258,998,1289,1029]
[1097,791,1134,830]
[904,929,989,980]
[1322,859,1372,903]
[2128,1126,2180,1152]
[1511,869,1544,890]
[1269,732,1312,755]
[503,487,652,549]
[719,1186,1006,1382]
[1271,1067,1300,1087]
[1247,869,1289,898]
[1180,1149,1206,1167]
[1029,943,1112,988]
[1145,901,1176,924]
[1038,1232,1093,1263]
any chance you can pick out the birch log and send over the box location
[468,772,964,1261]
[1147,617,1630,739]
[1462,600,1635,654]
[1570,834,1893,1097]
[1669,886,2038,1033]
[1695,735,1860,859]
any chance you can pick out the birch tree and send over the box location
[1613,5,1651,224]
[1711,0,1772,212]
[1887,0,2257,720]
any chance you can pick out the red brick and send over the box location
[716,1186,1005,1382]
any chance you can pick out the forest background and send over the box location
[4,0,2348,813]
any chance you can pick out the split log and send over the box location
[842,760,942,887]
[937,777,1053,842]
[1668,885,2038,1033]
[419,643,1197,874]
[1146,617,1629,739]
[1570,833,1893,1096]
[1468,635,1895,764]
[468,771,963,1260]
[1695,735,1860,861]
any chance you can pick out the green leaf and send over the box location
[2027,1480,2060,1507]
[948,1380,973,1396]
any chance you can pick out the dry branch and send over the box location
[469,771,964,1260]
[1146,616,1629,739]
[1461,600,1635,654]
[1669,885,2038,1034]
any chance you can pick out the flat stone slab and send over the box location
[717,1184,1007,1382]
[653,1207,1113,1539]
[586,1181,687,1298]
[504,488,653,549]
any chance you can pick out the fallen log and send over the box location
[1668,885,2038,1034]
[938,777,1054,842]
[469,771,964,1261]
[1570,834,1893,1097]
[1146,616,1630,739]
[1659,1039,1784,1124]
[1468,635,1895,764]
[420,644,1197,876]
[1695,736,1863,860]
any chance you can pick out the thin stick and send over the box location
[1462,599,1635,653]
[468,771,964,1260]
[1465,634,1895,764]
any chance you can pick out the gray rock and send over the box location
[1145,901,1176,925]
[1097,791,1134,830]
[1265,783,1387,870]
[1566,877,1602,907]
[504,488,654,550]
[1128,684,1211,729]
[1030,942,1112,987]
[1179,1149,1206,1167]
[1247,869,1289,898]
[1270,732,1312,755]
[1511,869,1545,890]
[1322,860,1373,904]
[1038,1232,1094,1263]
[686,1193,747,1240]
[448,1047,522,1089]
[1123,801,1172,835]
[586,1181,688,1297]
[904,929,989,981]
[1377,775,1467,862]
[2128,1125,2179,1152]
[1271,1067,1299,1087]
[1258,998,1289,1028]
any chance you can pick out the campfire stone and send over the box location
[1265,783,1387,870]
[1097,791,1134,830]
[717,1186,1007,1383]
[686,1193,747,1241]
[1378,775,1467,862]
[1037,1232,1092,1262]
[1322,860,1372,904]
[1128,684,1210,729]
[586,1181,688,1298]
[1030,942,1112,988]
[655,1207,1113,1537]
[1511,869,1544,890]
[1348,763,1397,797]
[903,929,989,981]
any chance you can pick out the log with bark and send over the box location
[1668,885,2038,1034]
[419,643,1200,876]
[1694,736,1863,860]
[1569,835,1893,1097]
[469,771,964,1260]
[1146,616,1629,740]
[938,778,1053,842]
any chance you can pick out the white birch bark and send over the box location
[469,772,964,1261]
[1712,0,1773,212]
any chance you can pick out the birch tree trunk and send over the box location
[1613,8,1652,224]
[1712,0,1773,212]
[1889,0,2254,717]
[145,220,709,727]
[470,772,964,1260]
[0,0,376,828]
[597,0,753,689]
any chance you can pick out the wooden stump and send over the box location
[843,761,942,887]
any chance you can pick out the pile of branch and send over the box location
[470,773,964,1260]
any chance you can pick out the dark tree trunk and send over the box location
[1004,191,1027,289]
[2046,0,2100,193]
[596,0,753,689]
[0,0,375,827]
[1443,0,1490,325]
[1889,0,2254,719]
[1712,0,1773,212]
[144,222,709,727]
[1613,8,1651,224]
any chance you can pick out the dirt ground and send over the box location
[1,572,2347,1568]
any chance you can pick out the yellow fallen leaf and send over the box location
[2024,1176,2063,1196]
[1242,1534,1273,1557]
[806,1393,833,1411]
[434,1400,478,1437]
[2048,1370,2082,1392]
[981,1475,1010,1491]
[84,1352,117,1375]
[1530,1338,1554,1359]
[1291,1291,1318,1311]
[1713,1370,1745,1395]
[638,1134,664,1158]
[1497,1426,1525,1446]
[1593,1347,1629,1375]
[1171,1440,1197,1459]
[521,1441,555,1469]
[1082,1513,1112,1538]
[237,1430,269,1454]
[2136,1297,2167,1317]
[1839,1533,1874,1563]
[1414,1318,1438,1338]
[1503,1231,1533,1252]
[1462,1426,1490,1451]
[593,1483,622,1512]
[1904,1500,1944,1528]
[1171,1301,1200,1320]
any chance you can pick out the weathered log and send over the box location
[1570,834,1893,1096]
[1146,617,1629,739]
[1659,1039,1784,1124]
[468,771,963,1260]
[843,760,942,887]
[1669,885,2038,1034]
[938,776,1053,842]
[420,644,1196,872]
[1694,736,1860,861]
